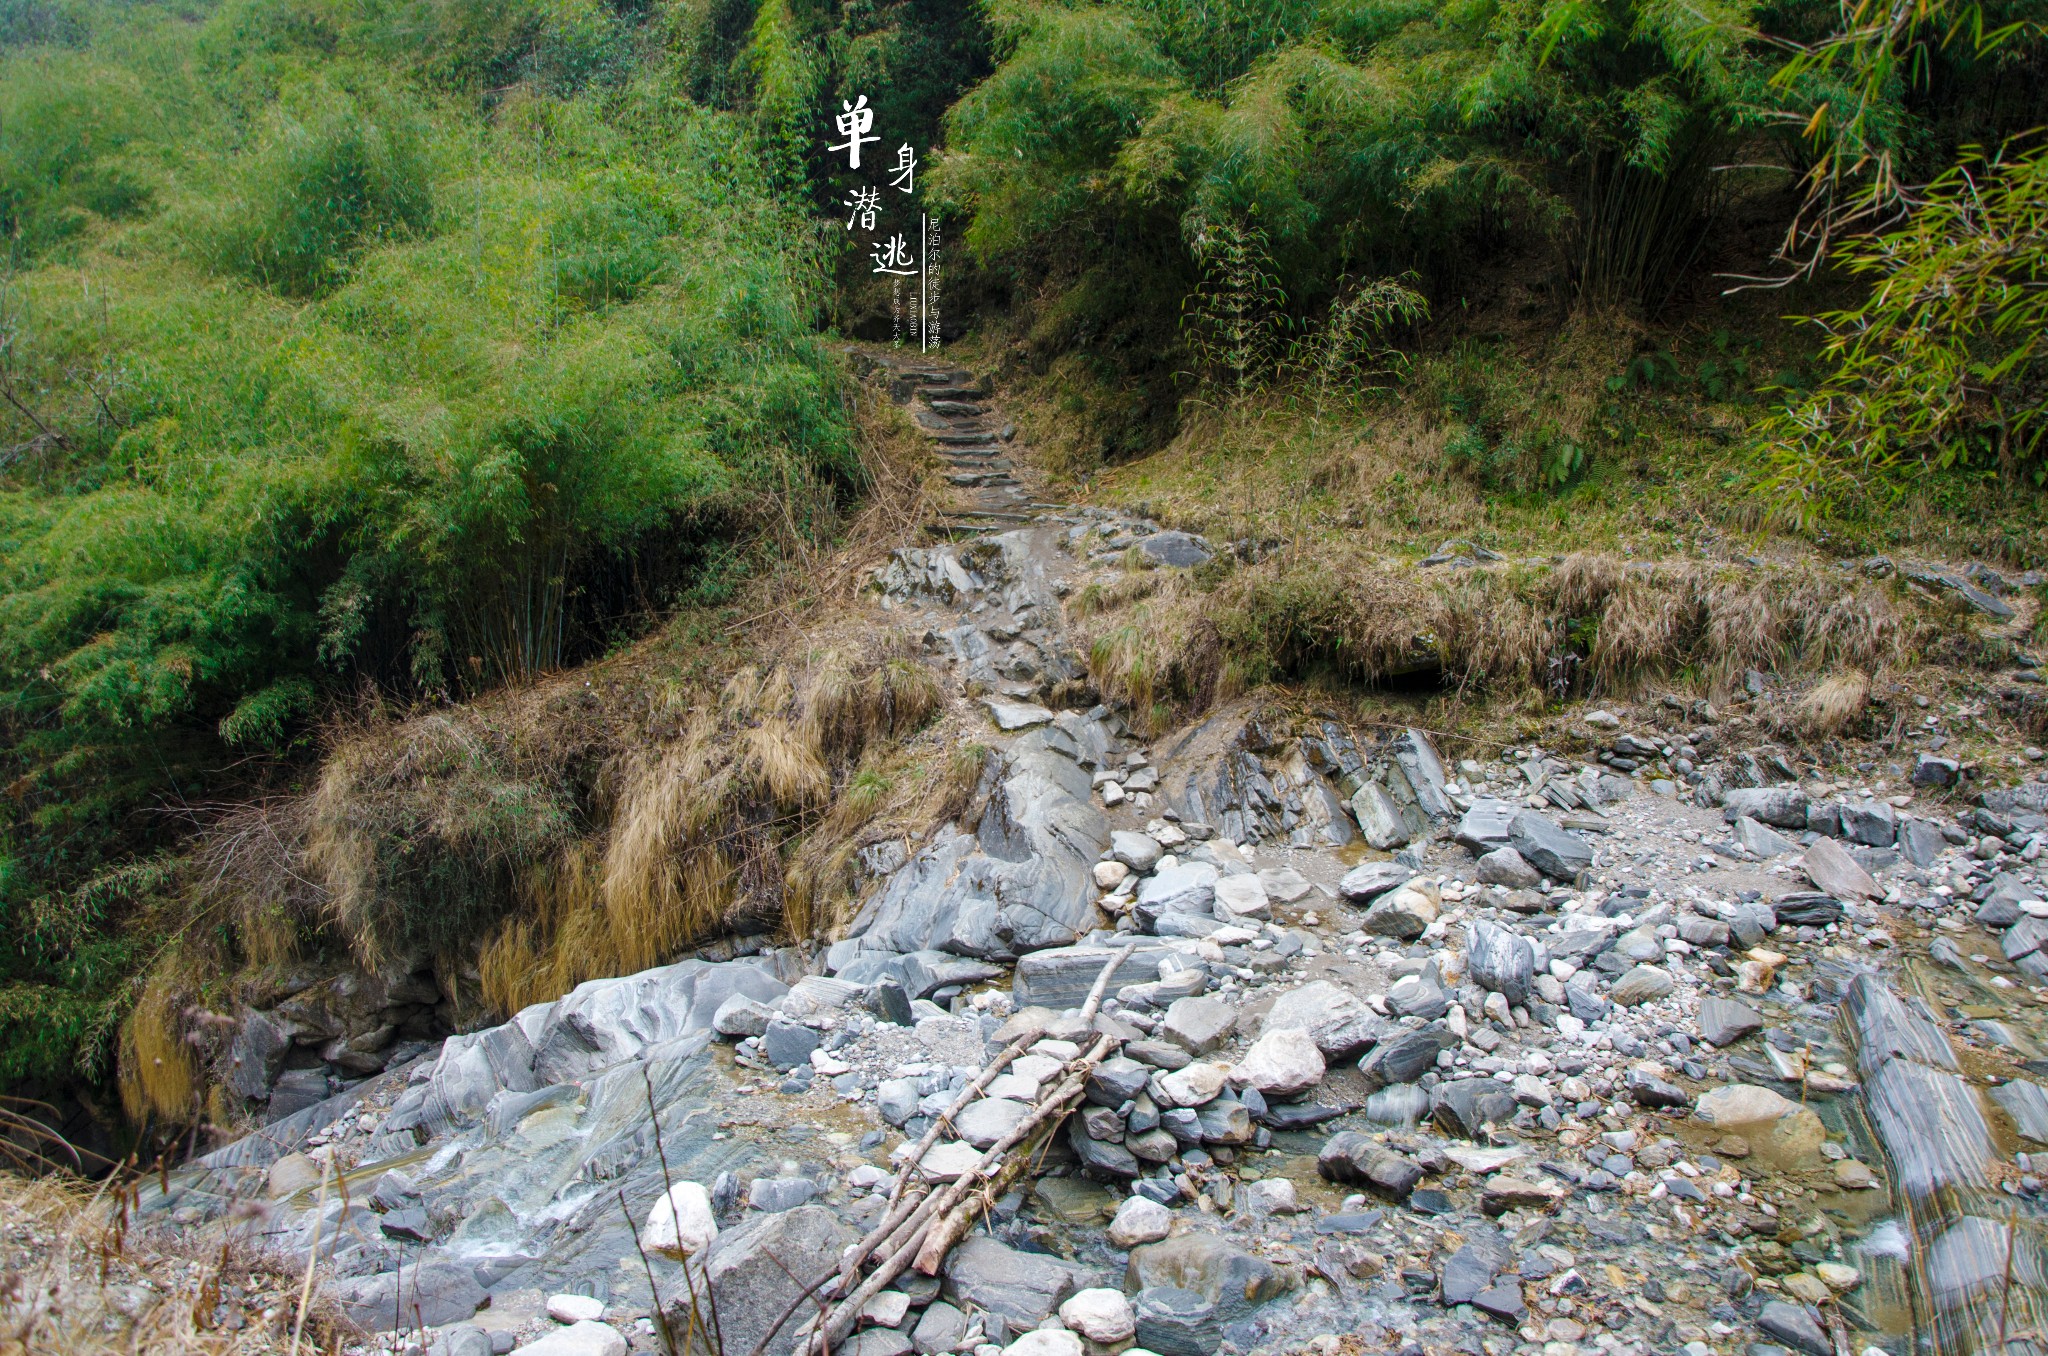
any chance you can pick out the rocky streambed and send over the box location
[128,356,2048,1356]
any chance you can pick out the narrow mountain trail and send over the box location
[85,349,2048,1356]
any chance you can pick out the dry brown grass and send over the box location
[1429,571,1555,694]
[1067,545,1945,735]
[0,1171,345,1355]
[117,967,200,1126]
[474,643,950,1015]
[1794,669,1872,738]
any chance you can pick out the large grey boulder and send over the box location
[1336,861,1411,902]
[331,1262,486,1332]
[841,731,1111,959]
[1136,864,1219,923]
[1350,783,1418,849]
[1259,981,1383,1062]
[1800,837,1879,901]
[1610,965,1675,1006]
[1465,921,1534,1008]
[1387,729,1453,820]
[1475,846,1540,889]
[1454,798,1519,855]
[1316,1133,1423,1199]
[1131,1287,1219,1356]
[1433,1080,1517,1139]
[1361,884,1436,940]
[1111,830,1164,873]
[1162,997,1235,1054]
[229,1008,293,1100]
[667,1206,858,1356]
[1722,786,1810,829]
[1508,812,1592,881]
[942,1235,1090,1338]
[1126,1231,1289,1322]
[1840,800,1898,847]
[1899,817,1946,868]
[1697,996,1764,1048]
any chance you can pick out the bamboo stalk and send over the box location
[802,1034,1116,1355]
[798,949,1135,1355]
[911,1035,1113,1275]
[1078,942,1136,1024]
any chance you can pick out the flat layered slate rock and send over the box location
[1844,973,1961,1078]
[1455,799,1519,855]
[1508,812,1592,880]
[1013,942,1173,1010]
[1992,1079,2048,1143]
[1755,1300,1830,1356]
[1697,996,1764,1047]
[1862,1025,1996,1200]
[942,1235,1090,1334]
[1336,860,1412,901]
[1924,1214,2048,1307]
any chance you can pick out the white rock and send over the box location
[1003,1331,1083,1356]
[1093,860,1132,890]
[862,1290,914,1327]
[1242,1178,1299,1214]
[511,1321,628,1356]
[985,1073,1040,1102]
[643,1181,717,1257]
[1444,1145,1526,1173]
[917,1141,985,1182]
[953,1097,1032,1149]
[1152,1062,1229,1108]
[547,1294,606,1324]
[1012,1054,1064,1084]
[1213,874,1271,919]
[1108,1195,1172,1247]
[1230,1028,1324,1098]
[1057,1289,1136,1344]
[713,994,777,1038]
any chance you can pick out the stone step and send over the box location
[927,400,986,417]
[947,473,1015,487]
[920,384,985,400]
[933,431,997,447]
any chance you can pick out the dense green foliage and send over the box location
[0,0,861,1085]
[1765,142,2048,520]
[929,0,2047,470]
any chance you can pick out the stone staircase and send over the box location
[861,351,1051,536]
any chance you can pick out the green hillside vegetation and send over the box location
[0,0,883,1091]
[931,0,2047,510]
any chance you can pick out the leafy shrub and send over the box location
[0,56,151,258]
[1762,143,2048,523]
[193,82,436,297]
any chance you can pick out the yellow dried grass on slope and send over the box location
[1794,669,1872,738]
